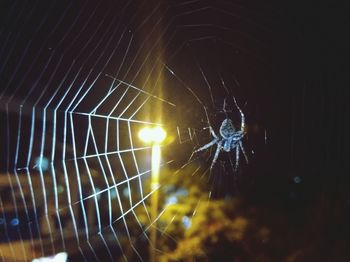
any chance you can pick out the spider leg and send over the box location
[202,125,218,139]
[194,138,218,153]
[209,126,218,139]
[233,95,245,132]
[239,141,248,164]
[223,98,229,119]
[235,144,240,170]
[210,140,222,170]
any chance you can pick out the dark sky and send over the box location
[0,1,349,259]
[1,0,348,182]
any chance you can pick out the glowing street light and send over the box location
[138,126,166,182]
[138,126,166,144]
[138,126,166,262]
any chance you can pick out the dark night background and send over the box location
[0,0,349,261]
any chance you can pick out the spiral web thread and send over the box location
[0,0,269,260]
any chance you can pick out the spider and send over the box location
[194,97,248,170]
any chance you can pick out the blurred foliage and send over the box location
[132,159,350,261]
[152,163,275,261]
[161,199,267,261]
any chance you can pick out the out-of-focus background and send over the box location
[0,0,349,261]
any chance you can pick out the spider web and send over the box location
[0,0,272,260]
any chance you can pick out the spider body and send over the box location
[194,98,248,170]
[220,118,242,152]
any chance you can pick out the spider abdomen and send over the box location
[220,118,236,138]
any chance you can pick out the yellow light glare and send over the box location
[152,126,166,143]
[138,127,153,143]
[138,126,166,144]
[151,144,161,186]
